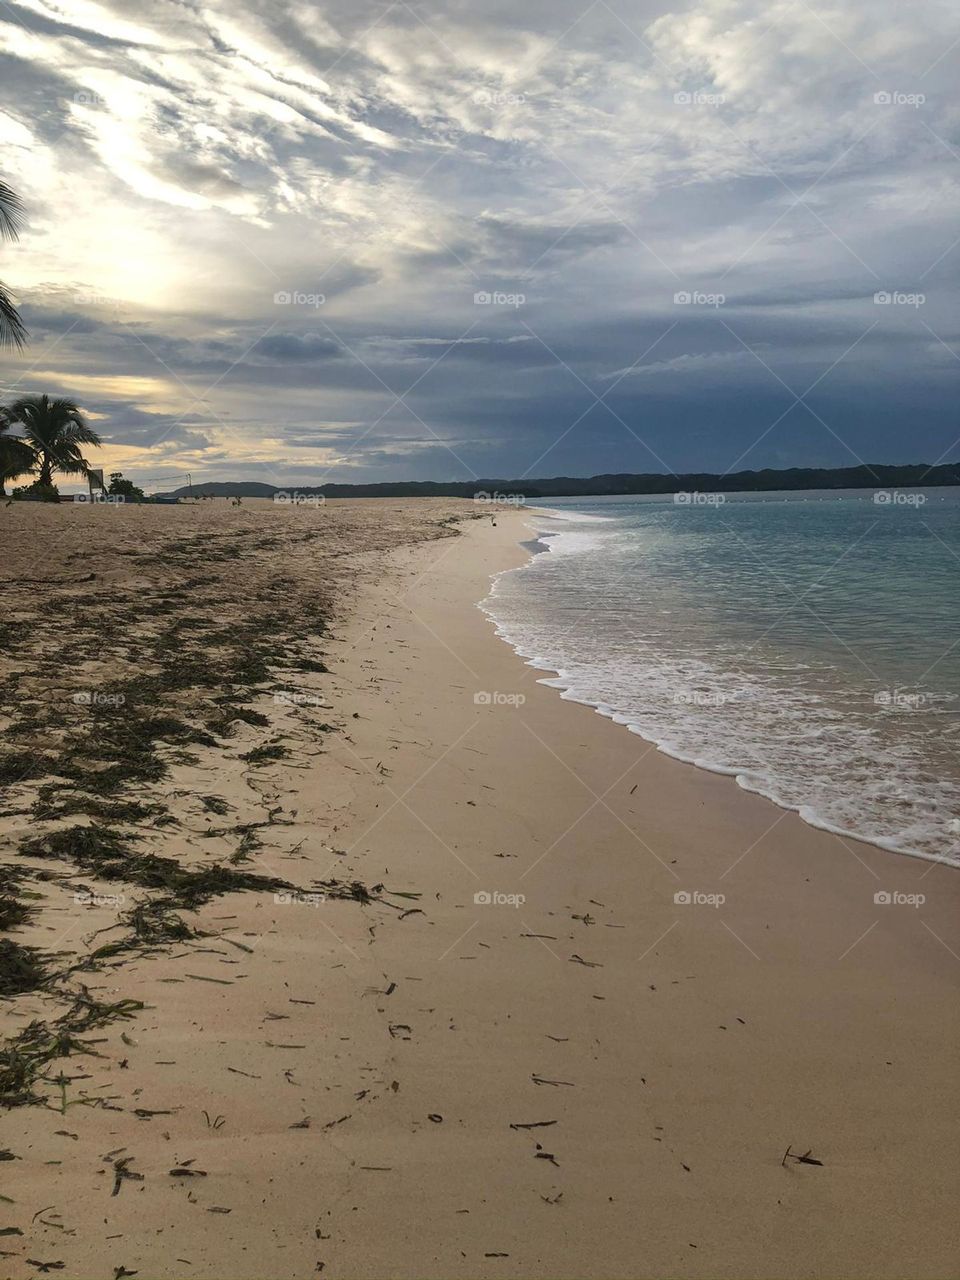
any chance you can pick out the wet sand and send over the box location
[1,499,957,1279]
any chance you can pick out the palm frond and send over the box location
[0,435,36,483]
[0,180,24,241]
[60,420,103,448]
[0,282,27,349]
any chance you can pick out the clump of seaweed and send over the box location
[240,742,288,764]
[0,750,48,786]
[0,865,39,932]
[229,828,262,865]
[19,824,131,869]
[0,895,32,931]
[88,897,198,961]
[19,824,291,908]
[204,704,270,738]
[286,656,328,674]
[58,707,218,793]
[0,939,53,997]
[199,795,231,816]
[32,785,166,825]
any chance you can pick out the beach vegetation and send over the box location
[108,471,145,500]
[0,395,101,487]
[9,479,60,502]
[0,411,34,495]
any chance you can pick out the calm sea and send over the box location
[482,489,960,866]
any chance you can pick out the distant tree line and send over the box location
[163,462,960,502]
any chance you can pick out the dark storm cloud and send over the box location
[252,332,342,360]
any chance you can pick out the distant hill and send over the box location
[157,461,960,501]
[160,481,278,498]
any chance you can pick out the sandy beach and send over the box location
[1,498,958,1280]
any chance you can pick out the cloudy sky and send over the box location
[0,0,957,488]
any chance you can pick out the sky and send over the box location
[0,0,957,489]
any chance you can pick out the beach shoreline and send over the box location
[488,502,960,871]
[1,500,958,1279]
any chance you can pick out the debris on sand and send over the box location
[110,1156,143,1197]
[781,1146,824,1167]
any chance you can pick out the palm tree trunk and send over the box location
[38,453,53,487]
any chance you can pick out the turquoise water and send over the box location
[483,489,960,865]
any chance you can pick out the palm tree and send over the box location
[0,408,35,494]
[2,395,101,487]
[0,180,26,349]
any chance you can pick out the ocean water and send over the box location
[482,490,960,867]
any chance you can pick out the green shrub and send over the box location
[11,480,60,502]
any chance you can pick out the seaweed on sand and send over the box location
[59,708,218,793]
[0,864,39,932]
[204,705,270,738]
[285,656,328,675]
[0,895,33,931]
[228,828,261,865]
[0,751,48,787]
[18,825,292,908]
[88,897,197,961]
[239,741,288,764]
[199,795,231,816]
[31,785,166,825]
[0,987,143,1109]
[0,521,361,1115]
[0,939,52,997]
